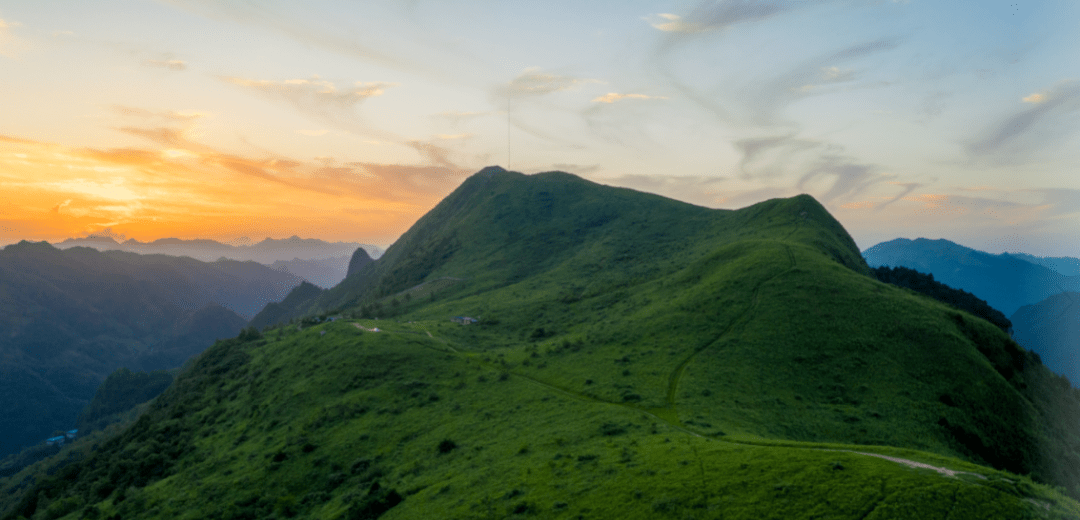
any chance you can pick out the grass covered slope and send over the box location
[10,168,1080,519]
[9,323,1079,519]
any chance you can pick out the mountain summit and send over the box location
[9,169,1080,519]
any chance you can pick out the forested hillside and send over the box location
[0,242,298,459]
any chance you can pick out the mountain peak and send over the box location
[476,165,508,177]
[5,240,57,252]
[346,247,374,278]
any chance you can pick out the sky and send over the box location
[1,0,1079,256]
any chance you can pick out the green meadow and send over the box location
[7,168,1080,519]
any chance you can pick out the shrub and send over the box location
[599,422,627,436]
[437,439,457,454]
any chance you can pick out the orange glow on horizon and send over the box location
[0,134,467,246]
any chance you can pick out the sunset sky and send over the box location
[2,0,1079,256]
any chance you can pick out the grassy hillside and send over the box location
[8,322,1078,519]
[10,168,1080,519]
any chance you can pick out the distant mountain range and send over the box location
[0,241,305,459]
[1010,252,1080,277]
[51,236,383,290]
[1011,292,1080,386]
[268,255,351,289]
[53,235,383,265]
[862,237,1080,387]
[861,237,1080,317]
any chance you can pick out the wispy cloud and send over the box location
[643,4,904,205]
[493,69,600,147]
[591,93,668,104]
[550,163,602,175]
[733,134,820,179]
[875,181,924,210]
[112,105,209,121]
[50,199,73,214]
[157,0,449,82]
[644,13,708,34]
[596,173,734,207]
[796,154,885,204]
[0,17,29,58]
[969,80,1080,163]
[646,0,817,35]
[741,38,900,125]
[432,111,488,125]
[144,58,187,70]
[223,76,393,109]
[917,91,952,122]
[505,69,600,97]
[967,79,1080,166]
[222,75,397,135]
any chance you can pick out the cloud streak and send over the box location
[644,3,905,207]
[0,17,29,58]
[647,0,818,35]
[144,58,187,70]
[968,80,1080,162]
[223,76,394,110]
[504,70,600,97]
[591,92,667,104]
[222,75,398,137]
[797,154,884,204]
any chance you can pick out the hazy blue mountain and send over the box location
[1010,252,1080,277]
[1011,292,1080,385]
[0,242,297,459]
[861,237,1080,317]
[269,255,350,289]
[53,235,382,265]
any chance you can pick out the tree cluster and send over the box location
[872,265,1012,333]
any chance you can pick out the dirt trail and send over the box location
[823,450,987,480]
[666,243,797,407]
[359,242,987,485]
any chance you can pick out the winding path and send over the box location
[344,241,994,483]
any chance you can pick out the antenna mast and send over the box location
[507,84,511,170]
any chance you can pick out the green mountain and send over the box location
[7,167,1080,519]
[248,281,326,331]
[75,368,176,434]
[346,247,374,279]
